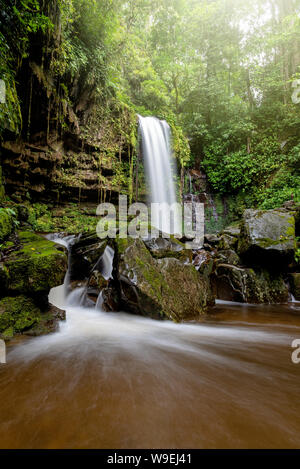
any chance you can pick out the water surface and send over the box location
[0,300,300,449]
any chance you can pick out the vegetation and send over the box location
[0,0,300,211]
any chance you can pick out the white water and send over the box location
[138,115,181,234]
[46,233,76,310]
[97,245,114,280]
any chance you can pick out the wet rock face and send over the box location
[212,264,289,304]
[108,237,214,321]
[238,209,296,268]
[70,232,107,281]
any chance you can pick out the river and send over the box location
[0,298,300,448]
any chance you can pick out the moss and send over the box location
[256,237,282,248]
[2,241,14,249]
[0,166,5,202]
[2,326,14,339]
[0,263,9,294]
[0,208,13,243]
[4,231,67,295]
[0,295,41,335]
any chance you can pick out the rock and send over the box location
[0,295,65,338]
[204,233,220,246]
[15,204,30,222]
[216,249,241,266]
[0,208,13,243]
[0,295,41,336]
[212,264,289,304]
[70,232,107,280]
[289,273,300,300]
[3,231,68,303]
[223,223,241,238]
[217,222,240,251]
[218,233,238,250]
[238,208,296,267]
[86,270,108,302]
[144,236,192,262]
[109,237,214,321]
[24,305,66,336]
[193,250,215,277]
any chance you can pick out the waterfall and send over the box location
[46,233,76,310]
[47,234,115,311]
[138,115,181,234]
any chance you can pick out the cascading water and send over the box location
[47,234,114,311]
[138,115,181,234]
[46,233,76,310]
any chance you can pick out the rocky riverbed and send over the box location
[0,200,299,338]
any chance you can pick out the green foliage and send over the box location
[1,0,300,210]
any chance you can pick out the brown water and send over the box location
[0,300,300,449]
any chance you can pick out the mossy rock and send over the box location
[223,222,241,238]
[0,296,66,338]
[110,237,214,321]
[216,249,241,266]
[218,233,238,250]
[4,231,68,297]
[24,305,66,336]
[0,208,13,243]
[238,208,296,268]
[0,295,41,335]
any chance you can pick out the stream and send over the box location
[0,285,300,448]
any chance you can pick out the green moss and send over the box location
[0,166,5,202]
[2,326,14,339]
[0,263,9,293]
[256,237,282,248]
[0,295,41,335]
[4,231,67,295]
[0,208,13,243]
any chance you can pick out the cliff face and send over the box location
[1,121,136,205]
[0,5,138,206]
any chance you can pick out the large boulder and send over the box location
[238,208,296,268]
[212,263,289,304]
[106,237,214,321]
[1,231,68,303]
